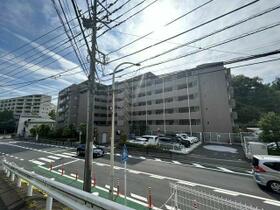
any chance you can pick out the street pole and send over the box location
[124,160,127,206]
[109,62,140,200]
[83,0,97,192]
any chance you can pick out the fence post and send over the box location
[17,176,21,188]
[27,183,33,196]
[174,184,178,209]
[147,187,152,209]
[46,195,53,210]
[10,172,15,182]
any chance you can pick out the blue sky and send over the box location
[0,0,280,103]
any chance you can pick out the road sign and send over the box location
[121,144,128,163]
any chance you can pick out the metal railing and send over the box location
[1,159,133,210]
[168,183,263,210]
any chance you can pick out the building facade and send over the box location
[56,63,236,142]
[0,94,53,120]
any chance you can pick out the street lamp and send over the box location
[109,62,140,199]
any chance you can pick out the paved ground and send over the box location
[1,139,280,210]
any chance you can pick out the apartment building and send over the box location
[56,62,236,141]
[0,94,53,119]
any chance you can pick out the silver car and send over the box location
[252,155,280,193]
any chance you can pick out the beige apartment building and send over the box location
[0,94,53,120]
[57,62,236,142]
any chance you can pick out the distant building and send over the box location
[17,115,55,137]
[0,94,53,120]
[57,63,236,143]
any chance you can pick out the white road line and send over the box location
[214,189,240,196]
[10,155,14,157]
[114,166,122,170]
[105,152,110,155]
[172,161,181,165]
[192,163,206,168]
[15,157,18,159]
[62,152,75,156]
[139,156,146,160]
[128,169,141,174]
[95,162,106,166]
[217,167,234,173]
[29,160,45,165]
[20,158,24,161]
[38,157,55,163]
[55,154,72,158]
[177,181,197,187]
[150,175,165,180]
[128,155,133,158]
[154,158,162,161]
[116,153,121,156]
[47,155,61,160]
[264,200,280,207]
[130,193,147,202]
[52,159,80,169]
[92,192,99,196]
[105,185,117,191]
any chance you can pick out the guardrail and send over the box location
[1,159,133,210]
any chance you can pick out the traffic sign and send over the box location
[121,144,128,163]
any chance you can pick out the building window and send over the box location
[178,95,188,101]
[164,87,173,92]
[165,97,173,103]
[156,120,163,125]
[155,99,163,104]
[166,109,174,114]
[154,89,163,94]
[155,110,163,115]
[166,120,174,125]
[179,119,190,125]
[147,101,152,105]
[177,84,188,90]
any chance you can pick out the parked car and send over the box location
[76,144,104,157]
[252,155,280,193]
[159,135,190,148]
[176,133,199,144]
[128,135,158,146]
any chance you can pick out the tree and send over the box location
[79,123,87,143]
[0,110,16,133]
[258,112,280,150]
[271,77,280,90]
[62,127,72,138]
[48,109,56,120]
[37,124,51,137]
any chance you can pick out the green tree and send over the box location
[232,75,280,127]
[62,127,72,138]
[258,112,280,150]
[48,109,56,120]
[37,124,51,137]
[29,126,38,137]
[0,110,16,133]
[79,123,87,143]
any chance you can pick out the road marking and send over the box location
[177,181,197,187]
[128,155,133,158]
[172,161,181,165]
[52,159,80,169]
[192,163,206,168]
[130,193,147,202]
[154,158,162,161]
[128,169,141,174]
[116,153,121,156]
[29,160,45,165]
[214,189,240,196]
[114,166,122,170]
[264,200,280,207]
[105,152,110,155]
[38,158,55,163]
[139,156,146,160]
[15,157,18,159]
[217,167,234,173]
[150,175,165,180]
[105,185,117,191]
[47,155,61,160]
[95,162,106,166]
[55,154,72,158]
[62,152,75,156]
[20,158,24,161]
[10,155,14,157]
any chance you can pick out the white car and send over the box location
[176,133,199,144]
[128,135,159,146]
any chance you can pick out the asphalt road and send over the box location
[1,139,280,210]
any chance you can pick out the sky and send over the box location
[0,0,280,104]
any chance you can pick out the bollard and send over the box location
[17,177,22,188]
[147,187,152,209]
[61,164,64,176]
[10,172,15,182]
[46,195,53,210]
[27,183,33,196]
[75,172,78,181]
[6,170,10,178]
[117,179,120,196]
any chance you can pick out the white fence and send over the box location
[1,159,132,210]
[168,183,263,210]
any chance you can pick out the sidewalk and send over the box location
[0,168,25,210]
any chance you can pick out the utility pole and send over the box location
[71,0,97,192]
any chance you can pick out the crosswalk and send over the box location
[29,151,77,166]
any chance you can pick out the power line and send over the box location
[106,0,214,55]
[229,57,280,69]
[107,0,259,64]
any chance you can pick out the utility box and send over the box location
[246,142,268,159]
